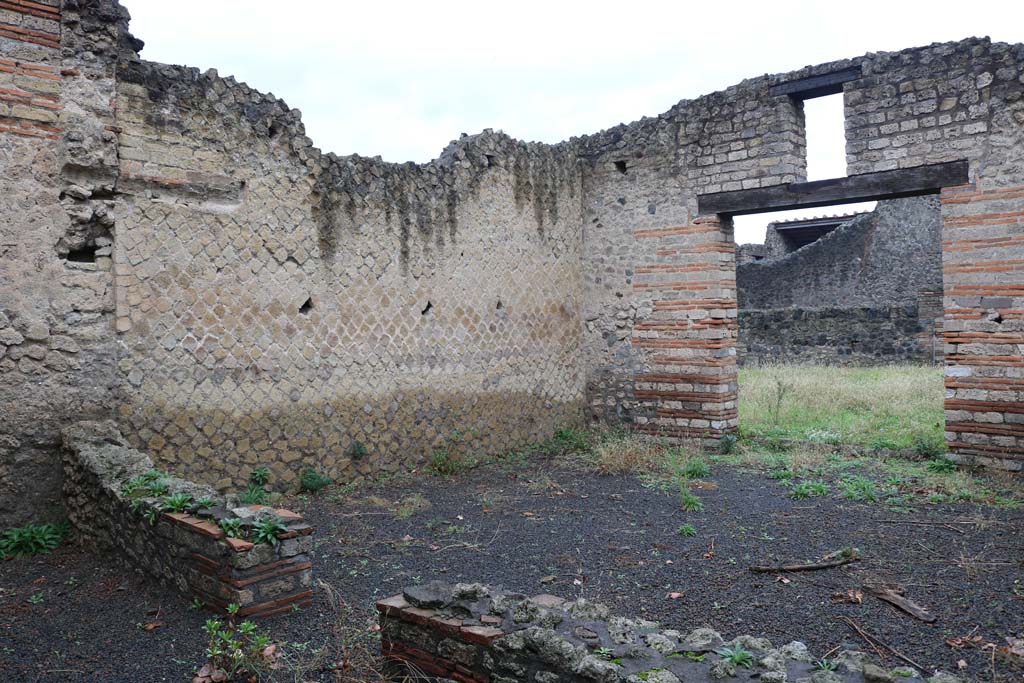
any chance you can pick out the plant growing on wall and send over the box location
[252,516,287,547]
[219,518,244,538]
[715,644,754,668]
[249,467,271,487]
[161,493,193,513]
[146,479,170,497]
[349,441,368,460]
[239,484,269,506]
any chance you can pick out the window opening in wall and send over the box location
[614,160,628,174]
[299,297,313,314]
[803,93,847,182]
[733,198,945,460]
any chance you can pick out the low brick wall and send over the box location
[377,582,960,683]
[62,421,313,618]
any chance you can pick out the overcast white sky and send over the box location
[121,1,1022,244]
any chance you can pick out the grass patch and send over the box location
[789,480,830,499]
[393,493,431,519]
[738,364,944,455]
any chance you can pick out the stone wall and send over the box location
[2,0,1024,526]
[0,0,125,526]
[376,582,959,683]
[578,75,807,442]
[110,58,585,491]
[736,197,943,365]
[62,420,314,618]
[739,198,942,310]
[739,306,937,366]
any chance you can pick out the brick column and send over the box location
[630,215,738,445]
[941,183,1024,470]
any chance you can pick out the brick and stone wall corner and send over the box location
[376,582,962,683]
[61,420,314,618]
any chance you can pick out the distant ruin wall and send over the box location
[737,197,943,365]
[739,197,942,310]
[738,305,938,366]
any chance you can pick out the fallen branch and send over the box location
[865,584,936,623]
[750,548,859,573]
[841,616,887,662]
[840,617,926,672]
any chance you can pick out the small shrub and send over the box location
[678,490,704,512]
[913,433,947,458]
[429,448,458,476]
[299,468,332,493]
[683,458,711,479]
[349,440,368,460]
[146,479,169,496]
[219,518,244,538]
[238,484,270,506]
[768,374,794,426]
[715,644,754,668]
[252,516,287,546]
[719,433,737,455]
[789,480,830,500]
[249,466,271,487]
[552,427,589,453]
[677,523,697,537]
[161,493,193,513]
[768,467,795,482]
[199,614,275,680]
[0,522,67,559]
[926,457,957,474]
[194,497,215,510]
[815,658,839,671]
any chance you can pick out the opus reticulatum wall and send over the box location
[1,1,1022,524]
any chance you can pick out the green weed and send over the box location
[252,516,287,546]
[678,490,704,512]
[789,480,830,500]
[299,468,332,493]
[239,484,270,506]
[840,476,878,502]
[715,644,754,668]
[0,522,67,559]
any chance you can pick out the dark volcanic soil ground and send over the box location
[2,456,1022,682]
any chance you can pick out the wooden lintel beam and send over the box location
[768,66,863,99]
[697,160,969,217]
